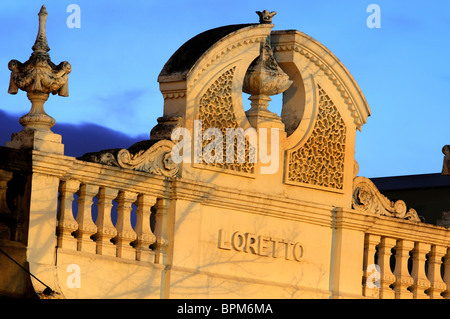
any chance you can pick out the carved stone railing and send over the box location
[356,177,450,299]
[55,146,177,264]
[362,233,450,299]
[0,141,179,297]
[57,179,159,262]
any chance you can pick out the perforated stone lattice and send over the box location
[287,85,346,190]
[198,67,255,174]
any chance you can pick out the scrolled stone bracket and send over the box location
[352,176,421,222]
[79,140,180,178]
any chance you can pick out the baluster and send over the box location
[443,248,450,299]
[114,191,138,259]
[74,184,99,253]
[94,187,119,256]
[153,197,170,265]
[133,194,157,262]
[362,234,380,298]
[377,237,396,299]
[57,179,80,250]
[426,245,447,298]
[393,240,414,299]
[0,170,13,240]
[410,242,431,299]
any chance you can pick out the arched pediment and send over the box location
[156,19,371,198]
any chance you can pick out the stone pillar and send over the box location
[330,208,367,298]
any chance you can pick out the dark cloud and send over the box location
[0,109,148,157]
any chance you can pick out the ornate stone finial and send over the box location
[243,41,292,126]
[442,145,450,175]
[7,6,71,126]
[31,5,50,53]
[256,10,277,24]
[6,5,71,154]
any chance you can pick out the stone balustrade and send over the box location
[57,180,159,263]
[2,146,450,299]
[363,232,450,299]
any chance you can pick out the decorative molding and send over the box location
[162,91,186,100]
[272,44,363,130]
[79,140,179,178]
[188,35,268,90]
[352,176,421,222]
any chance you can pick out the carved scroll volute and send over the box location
[352,176,421,222]
[116,140,179,177]
[8,5,71,132]
[81,140,180,178]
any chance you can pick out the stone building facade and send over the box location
[0,7,450,299]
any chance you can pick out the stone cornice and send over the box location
[365,212,450,247]
[333,207,450,247]
[31,150,74,177]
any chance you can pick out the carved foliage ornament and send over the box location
[352,176,421,222]
[8,6,71,97]
[80,140,179,178]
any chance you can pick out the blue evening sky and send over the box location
[0,1,449,178]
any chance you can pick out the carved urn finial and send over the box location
[243,41,292,125]
[7,5,71,132]
[256,10,277,24]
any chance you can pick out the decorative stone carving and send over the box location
[79,140,180,178]
[352,176,421,222]
[437,211,450,228]
[6,5,70,155]
[198,67,254,174]
[243,41,292,126]
[442,145,450,175]
[7,5,71,132]
[256,10,277,24]
[286,86,346,190]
